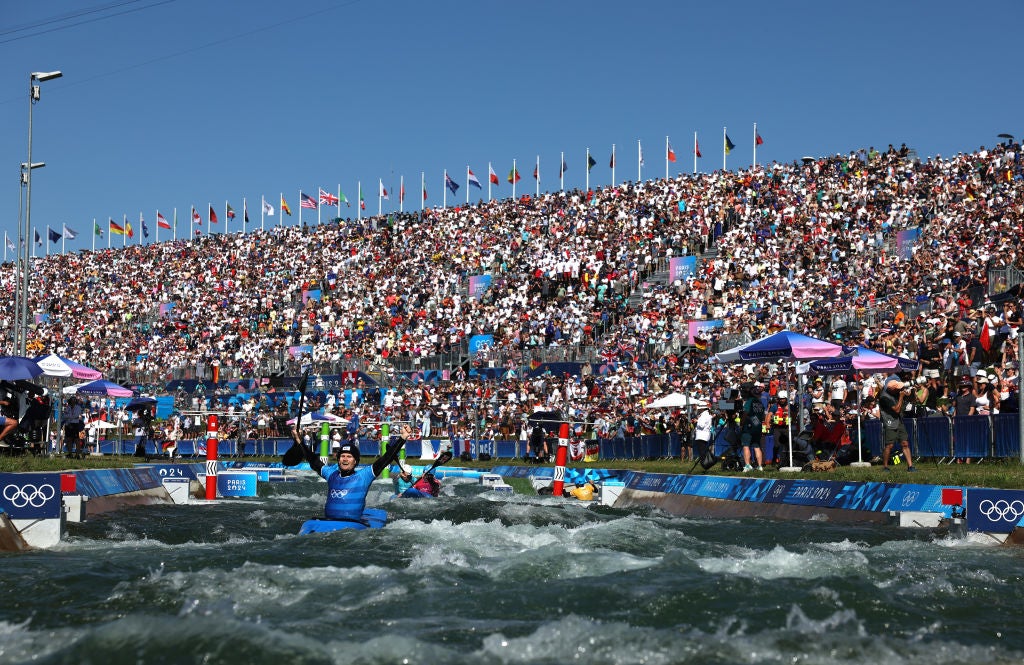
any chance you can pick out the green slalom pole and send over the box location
[380,423,391,478]
[319,422,330,465]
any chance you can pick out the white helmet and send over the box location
[777,390,788,399]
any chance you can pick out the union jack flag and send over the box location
[319,188,339,206]
[300,192,317,209]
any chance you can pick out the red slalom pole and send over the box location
[205,414,219,500]
[552,422,569,497]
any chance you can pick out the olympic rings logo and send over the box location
[2,483,56,509]
[978,499,1024,523]
[901,491,920,508]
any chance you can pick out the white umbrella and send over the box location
[286,412,347,426]
[85,420,119,430]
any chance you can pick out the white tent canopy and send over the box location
[645,392,708,409]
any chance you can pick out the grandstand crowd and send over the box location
[4,139,1023,459]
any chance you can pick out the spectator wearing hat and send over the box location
[392,460,415,495]
[973,373,997,416]
[692,403,714,462]
[769,391,793,464]
[953,377,977,417]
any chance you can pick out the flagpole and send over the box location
[45,225,50,257]
[317,191,322,226]
[224,200,229,235]
[155,209,159,244]
[487,162,492,201]
[723,127,727,171]
[586,148,590,190]
[242,197,247,234]
[337,184,343,221]
[560,151,564,192]
[421,171,425,212]
[378,179,382,217]
[535,155,540,197]
[357,183,361,221]
[512,159,517,199]
[93,218,97,252]
[123,214,128,248]
[666,136,670,180]
[753,122,758,168]
[139,211,143,246]
[3,233,7,263]
[694,131,698,175]
[190,207,194,240]
[108,219,111,249]
[62,226,66,255]
[279,193,285,227]
[443,170,448,209]
[638,139,642,182]
[173,207,177,242]
[606,144,614,186]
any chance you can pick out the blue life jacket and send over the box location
[320,464,375,520]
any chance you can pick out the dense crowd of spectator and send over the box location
[5,139,1024,458]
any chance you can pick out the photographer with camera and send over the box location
[878,374,917,473]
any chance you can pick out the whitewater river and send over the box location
[1,474,1022,665]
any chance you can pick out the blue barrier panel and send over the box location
[176,440,197,457]
[496,439,519,458]
[953,415,990,458]
[862,419,882,457]
[404,438,423,458]
[992,413,1020,458]
[914,416,952,457]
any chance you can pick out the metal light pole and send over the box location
[21,70,62,355]
[15,162,44,354]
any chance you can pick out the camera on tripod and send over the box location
[0,379,50,455]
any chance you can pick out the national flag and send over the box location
[725,134,735,154]
[157,212,171,229]
[226,204,236,220]
[94,221,104,237]
[5,235,14,252]
[467,168,482,189]
[358,184,365,210]
[110,219,125,235]
[423,185,428,201]
[508,167,521,184]
[263,199,275,217]
[48,228,61,243]
[559,159,567,177]
[529,358,541,370]
[756,133,764,146]
[243,202,249,224]
[667,141,677,162]
[125,221,135,238]
[192,207,202,225]
[400,182,405,202]
[141,217,150,238]
[639,144,644,167]
[34,230,41,246]
[300,192,317,209]
[281,196,292,216]
[533,164,539,180]
[209,205,219,224]
[695,140,702,158]
[980,317,992,352]
[379,180,388,200]
[319,188,339,206]
[488,164,499,185]
[339,190,349,207]
[609,151,615,168]
[587,154,596,170]
[445,173,459,195]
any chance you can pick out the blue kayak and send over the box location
[398,488,436,499]
[298,508,387,534]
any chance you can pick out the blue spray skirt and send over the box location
[298,508,387,534]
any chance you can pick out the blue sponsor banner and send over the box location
[0,472,62,519]
[141,464,201,480]
[668,256,697,283]
[966,488,1024,534]
[827,482,894,512]
[882,484,948,515]
[468,274,492,300]
[779,480,842,507]
[218,472,258,497]
[630,473,669,493]
[468,334,494,356]
[74,468,162,498]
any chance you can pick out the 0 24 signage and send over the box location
[0,473,63,519]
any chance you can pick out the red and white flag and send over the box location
[319,188,339,206]
[192,207,202,225]
[980,317,992,352]
[379,179,389,200]
[488,164,499,185]
[157,212,171,229]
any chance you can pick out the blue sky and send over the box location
[1,0,1022,254]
